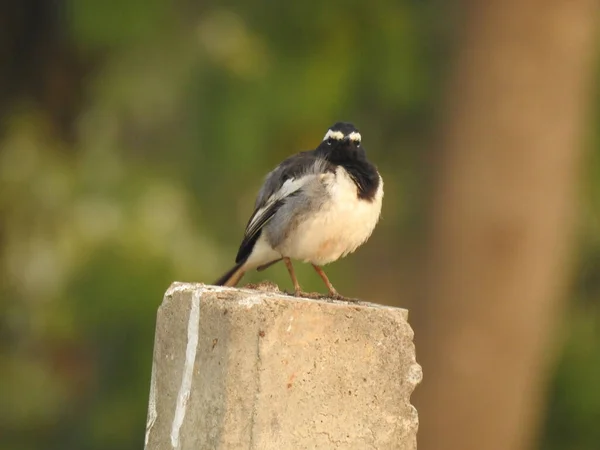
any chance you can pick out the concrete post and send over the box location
[144,282,421,450]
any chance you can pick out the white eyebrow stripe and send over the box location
[348,131,361,142]
[323,130,344,141]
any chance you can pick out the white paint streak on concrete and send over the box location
[170,291,200,448]
[145,365,158,446]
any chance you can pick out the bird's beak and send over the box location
[342,136,351,143]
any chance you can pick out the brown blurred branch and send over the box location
[414,2,599,450]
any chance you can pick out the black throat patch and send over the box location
[341,158,380,201]
[317,145,380,202]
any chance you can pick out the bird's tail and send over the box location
[214,260,247,287]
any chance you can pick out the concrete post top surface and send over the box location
[164,281,410,317]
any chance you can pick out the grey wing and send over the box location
[234,152,332,263]
[234,192,299,263]
[254,150,332,208]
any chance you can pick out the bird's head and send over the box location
[317,122,364,161]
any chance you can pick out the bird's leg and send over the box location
[311,264,342,299]
[284,257,303,296]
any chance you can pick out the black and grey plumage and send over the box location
[214,122,384,298]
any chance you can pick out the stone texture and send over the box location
[145,282,421,450]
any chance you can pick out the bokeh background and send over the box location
[1,1,599,449]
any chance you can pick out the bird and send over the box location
[214,121,383,298]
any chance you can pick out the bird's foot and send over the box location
[326,288,342,300]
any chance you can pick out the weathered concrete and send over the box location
[145,282,421,450]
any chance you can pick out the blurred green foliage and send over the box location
[0,1,598,449]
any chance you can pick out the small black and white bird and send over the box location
[214,122,383,298]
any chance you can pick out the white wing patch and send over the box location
[245,157,329,246]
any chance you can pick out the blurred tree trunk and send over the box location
[413,2,598,450]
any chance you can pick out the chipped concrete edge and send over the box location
[406,347,423,439]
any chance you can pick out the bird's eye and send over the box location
[327,138,333,146]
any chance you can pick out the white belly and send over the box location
[277,167,383,265]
